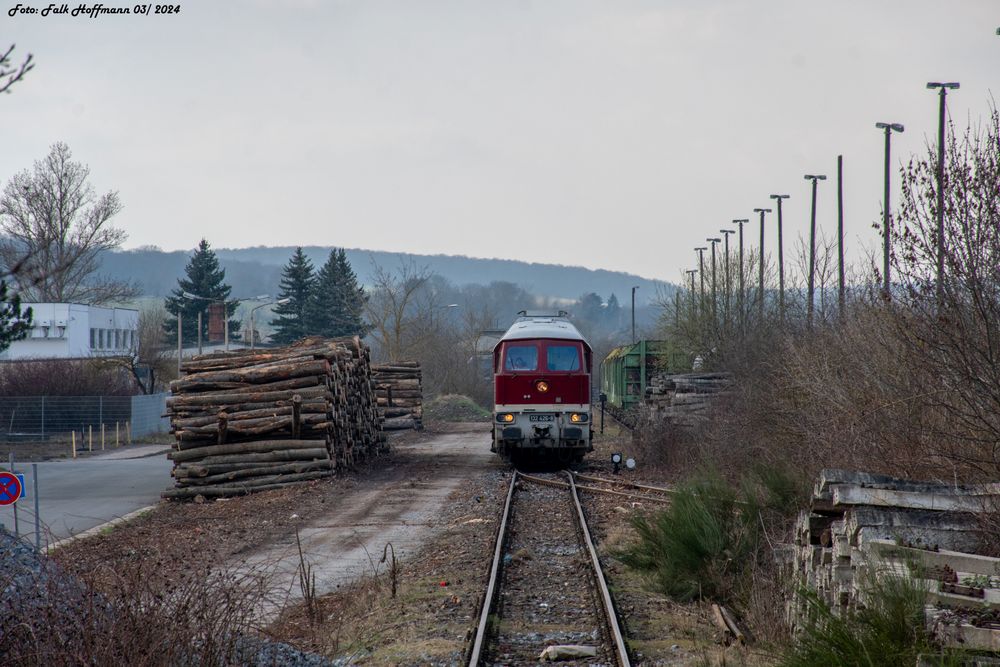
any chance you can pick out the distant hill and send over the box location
[102,246,675,304]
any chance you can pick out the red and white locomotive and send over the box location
[492,311,593,462]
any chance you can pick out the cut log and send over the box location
[176,460,334,486]
[161,472,333,499]
[169,439,328,463]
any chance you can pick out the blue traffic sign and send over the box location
[0,472,24,505]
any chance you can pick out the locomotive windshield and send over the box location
[546,345,581,371]
[504,345,538,371]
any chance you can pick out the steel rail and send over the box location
[519,471,670,504]
[572,471,676,496]
[467,470,517,666]
[567,471,632,666]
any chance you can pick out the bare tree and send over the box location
[364,259,433,362]
[0,44,33,96]
[0,142,137,304]
[886,107,1000,474]
[96,306,175,394]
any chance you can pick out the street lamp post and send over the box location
[176,312,182,374]
[720,229,734,326]
[630,286,639,344]
[804,174,827,329]
[927,82,959,304]
[769,195,789,322]
[732,219,749,331]
[249,298,291,351]
[753,208,771,321]
[685,269,697,318]
[695,248,707,318]
[707,238,721,324]
[876,122,905,296]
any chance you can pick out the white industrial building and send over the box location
[0,303,140,360]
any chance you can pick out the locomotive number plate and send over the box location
[528,414,554,422]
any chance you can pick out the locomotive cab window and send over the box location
[546,344,581,371]
[504,345,538,371]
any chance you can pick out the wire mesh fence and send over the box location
[0,393,170,443]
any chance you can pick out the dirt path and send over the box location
[238,423,497,615]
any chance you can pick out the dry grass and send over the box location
[1,541,283,666]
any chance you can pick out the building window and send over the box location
[90,328,97,349]
[115,330,121,349]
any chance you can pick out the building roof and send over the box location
[497,317,589,347]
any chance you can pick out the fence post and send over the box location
[101,423,105,450]
[126,421,132,445]
[71,430,76,459]
[99,396,103,430]
[89,425,93,452]
[32,463,39,551]
[40,396,45,440]
[116,422,119,448]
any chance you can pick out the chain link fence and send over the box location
[0,393,170,443]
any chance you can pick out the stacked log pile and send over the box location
[641,372,731,428]
[788,469,1000,652]
[372,361,423,431]
[163,337,383,500]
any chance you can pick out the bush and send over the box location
[620,474,761,604]
[781,573,960,667]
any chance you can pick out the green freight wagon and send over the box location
[600,340,687,411]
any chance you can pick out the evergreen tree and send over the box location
[0,281,31,352]
[605,293,622,328]
[164,239,240,345]
[304,248,368,338]
[269,247,316,345]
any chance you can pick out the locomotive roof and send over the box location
[497,317,589,346]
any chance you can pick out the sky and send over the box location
[3,0,998,285]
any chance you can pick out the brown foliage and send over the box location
[0,358,137,396]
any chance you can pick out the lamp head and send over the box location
[927,81,960,90]
[769,194,790,200]
[753,208,772,214]
[732,218,749,225]
[804,174,827,181]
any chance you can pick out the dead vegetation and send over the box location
[632,107,1000,658]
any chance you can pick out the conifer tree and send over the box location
[164,239,239,344]
[0,281,31,352]
[304,248,368,338]
[269,247,316,345]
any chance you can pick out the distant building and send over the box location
[0,303,139,360]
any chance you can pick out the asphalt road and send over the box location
[0,451,172,545]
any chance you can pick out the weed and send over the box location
[295,529,320,626]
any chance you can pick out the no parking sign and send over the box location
[0,471,24,505]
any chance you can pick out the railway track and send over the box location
[468,471,631,666]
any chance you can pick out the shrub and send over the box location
[620,474,760,604]
[781,573,961,667]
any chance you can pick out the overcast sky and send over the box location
[3,0,998,283]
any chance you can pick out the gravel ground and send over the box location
[490,476,612,666]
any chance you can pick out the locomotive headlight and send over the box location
[496,413,515,423]
[535,380,549,393]
[569,413,589,423]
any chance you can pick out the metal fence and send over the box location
[0,393,170,442]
